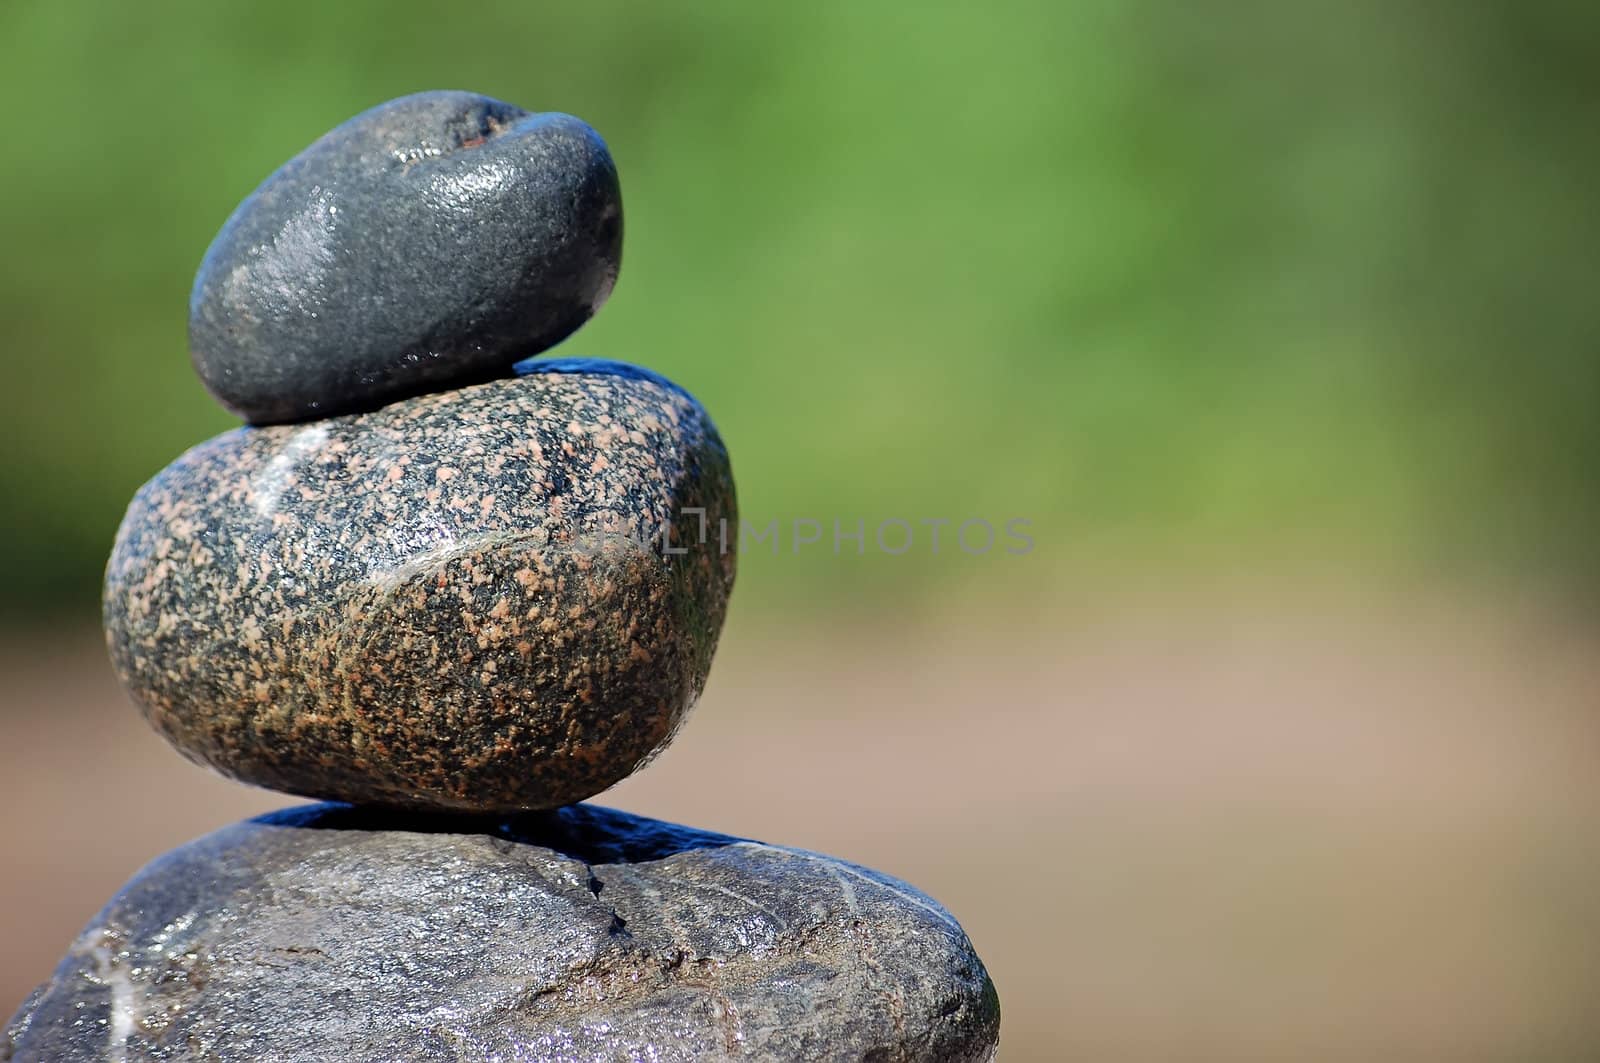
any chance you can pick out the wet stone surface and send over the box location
[103,363,735,812]
[2,804,1000,1062]
[189,90,623,424]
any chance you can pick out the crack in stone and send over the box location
[578,861,631,940]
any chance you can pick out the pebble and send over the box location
[189,90,623,424]
[103,363,734,812]
[4,804,999,1062]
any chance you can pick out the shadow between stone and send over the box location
[252,801,748,865]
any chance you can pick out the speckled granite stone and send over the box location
[189,90,622,425]
[103,362,734,812]
[2,804,1000,1062]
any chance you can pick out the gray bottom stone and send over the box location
[3,804,999,1061]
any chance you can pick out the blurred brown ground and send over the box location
[4,579,1598,1061]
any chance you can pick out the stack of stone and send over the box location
[4,92,999,1062]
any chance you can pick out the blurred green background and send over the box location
[2,0,1595,622]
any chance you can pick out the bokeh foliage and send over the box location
[1,0,1595,620]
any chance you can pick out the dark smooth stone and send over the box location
[189,90,623,425]
[103,364,734,812]
[4,805,999,1062]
